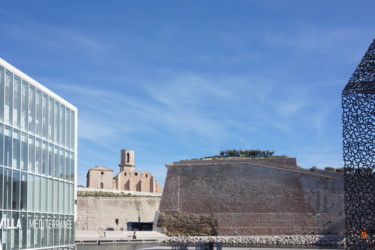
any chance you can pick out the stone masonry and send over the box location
[77,196,161,231]
[157,158,345,236]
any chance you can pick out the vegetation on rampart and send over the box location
[310,166,344,173]
[193,149,287,160]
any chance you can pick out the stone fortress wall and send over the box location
[157,158,345,236]
[76,195,161,231]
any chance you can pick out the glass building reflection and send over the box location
[0,58,77,249]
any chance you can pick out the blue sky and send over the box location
[1,0,374,186]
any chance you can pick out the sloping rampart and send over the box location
[158,159,344,236]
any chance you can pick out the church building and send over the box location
[86,150,162,193]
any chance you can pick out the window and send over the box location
[28,86,35,133]
[20,133,27,171]
[48,98,54,141]
[13,76,21,127]
[54,146,59,178]
[20,172,27,210]
[100,182,104,189]
[12,170,20,209]
[5,71,13,124]
[60,104,65,147]
[21,81,28,130]
[49,144,54,176]
[54,101,60,144]
[4,168,12,209]
[12,129,20,169]
[35,139,41,174]
[27,174,34,211]
[42,94,48,139]
[60,148,65,179]
[28,136,35,172]
[42,141,48,175]
[35,90,42,136]
[4,126,12,167]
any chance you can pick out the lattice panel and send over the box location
[343,39,375,249]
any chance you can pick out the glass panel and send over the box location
[12,129,20,169]
[41,214,47,247]
[0,66,4,121]
[27,174,34,211]
[60,104,65,147]
[65,150,70,181]
[48,98,54,141]
[21,212,27,249]
[54,101,60,144]
[59,181,63,213]
[0,167,3,209]
[12,211,20,249]
[48,178,53,213]
[4,126,12,167]
[41,177,47,212]
[60,148,65,179]
[53,180,58,213]
[27,213,34,248]
[35,139,41,174]
[12,170,20,210]
[34,213,41,248]
[65,182,69,213]
[53,214,59,245]
[59,214,64,245]
[42,94,48,139]
[66,107,70,149]
[35,175,41,212]
[47,214,53,247]
[42,141,48,175]
[54,146,59,178]
[48,144,54,176]
[28,85,35,133]
[70,183,74,214]
[5,71,13,125]
[21,81,28,130]
[13,76,21,127]
[28,136,35,172]
[65,214,69,245]
[70,151,74,182]
[35,90,42,136]
[20,172,27,210]
[4,168,11,209]
[0,123,3,166]
[20,133,27,171]
[3,211,11,249]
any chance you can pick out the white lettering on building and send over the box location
[27,218,73,229]
[0,216,72,231]
[0,217,22,230]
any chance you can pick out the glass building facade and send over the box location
[0,59,77,250]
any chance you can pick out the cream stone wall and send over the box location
[77,196,161,231]
[86,166,113,189]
